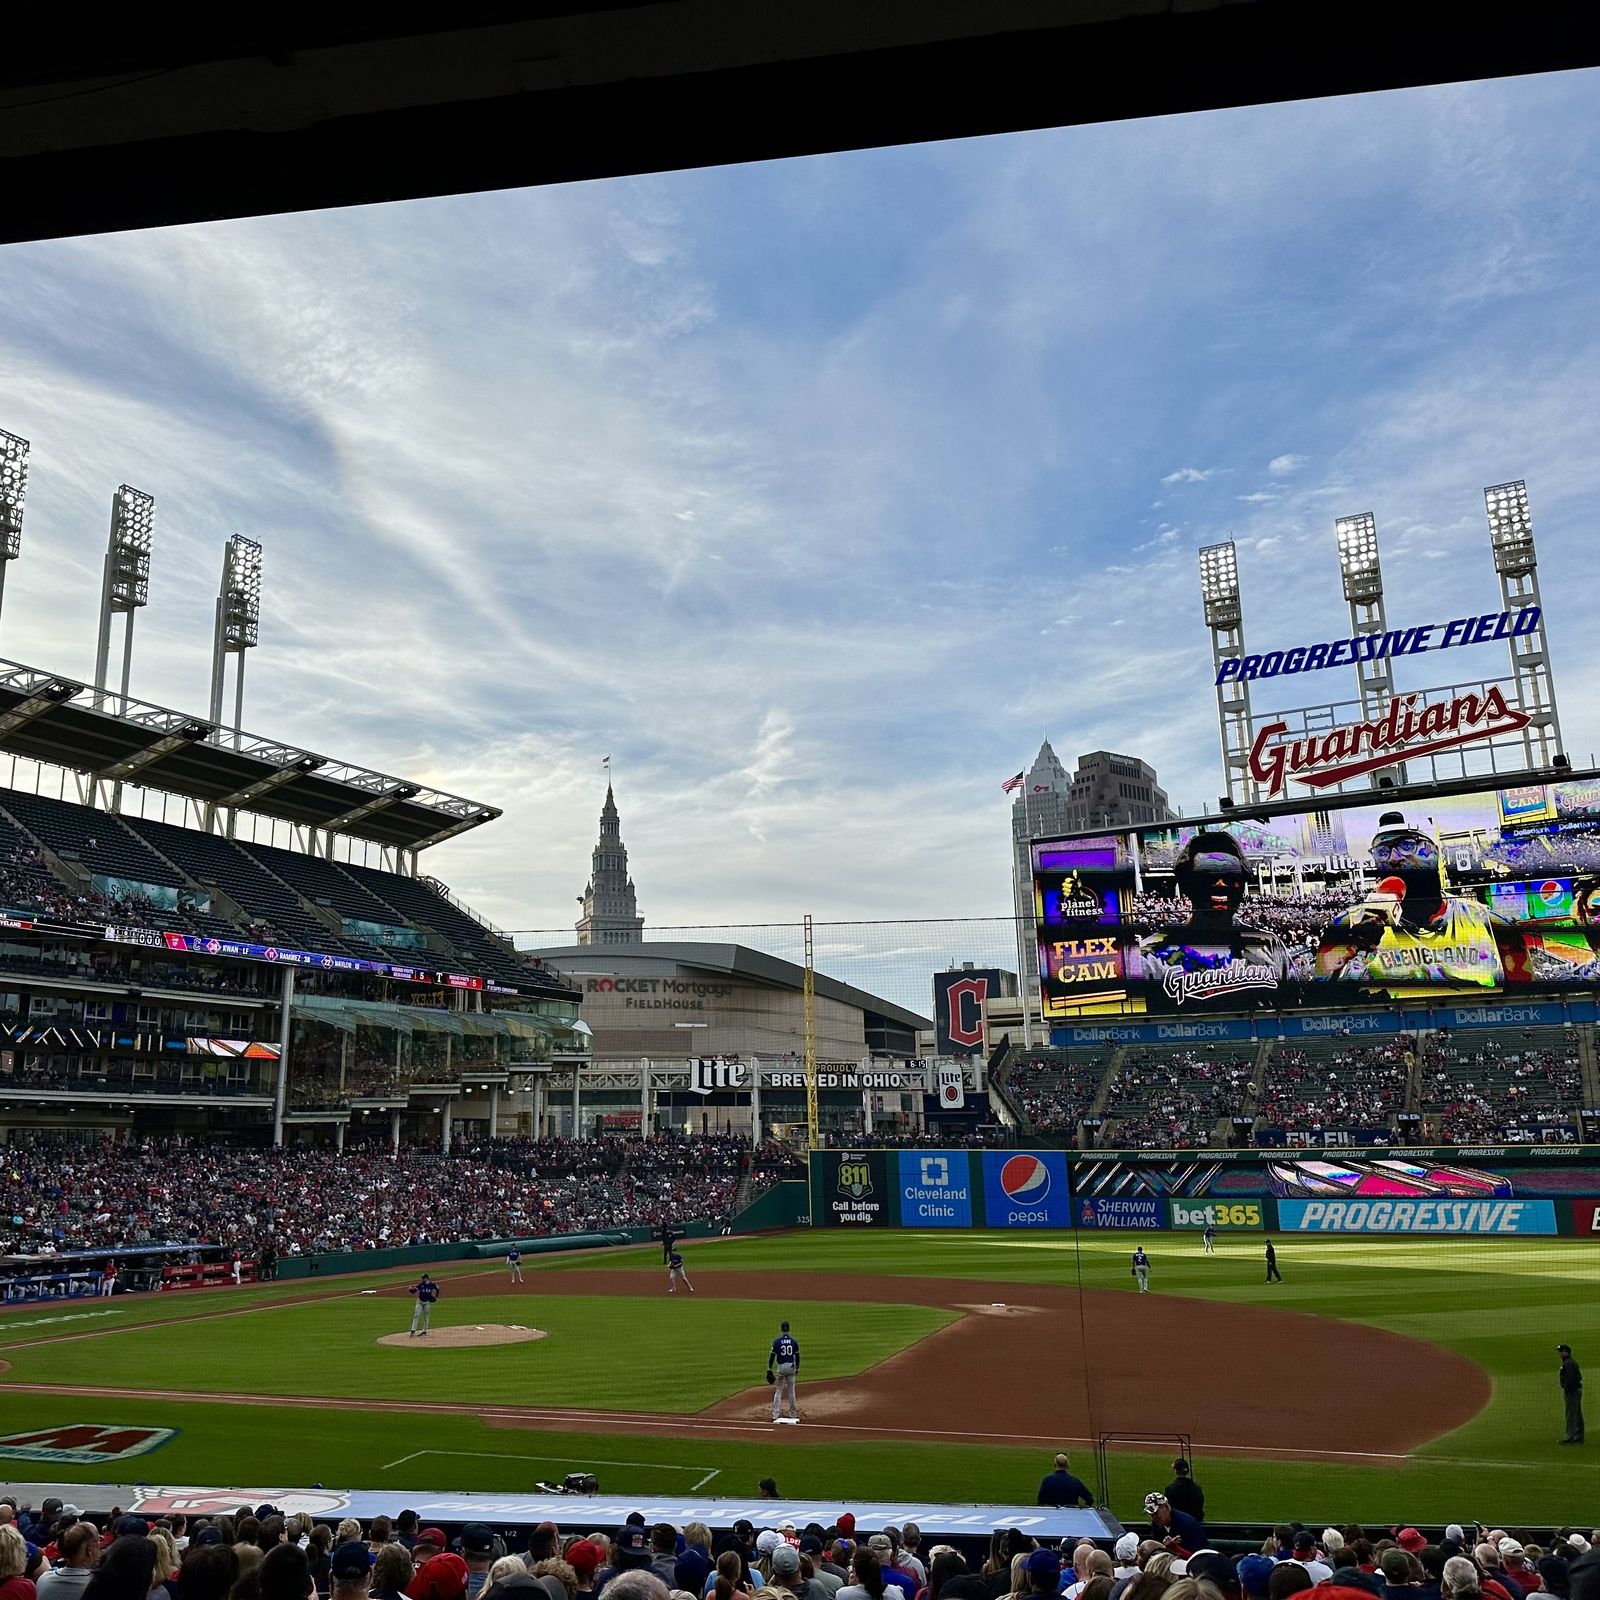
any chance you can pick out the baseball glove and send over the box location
[766,1368,775,1385]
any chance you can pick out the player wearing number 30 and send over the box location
[1131,1247,1150,1294]
[769,1321,800,1424]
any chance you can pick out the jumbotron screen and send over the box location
[1032,776,1600,1017]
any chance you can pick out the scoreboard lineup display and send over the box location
[1032,774,1600,1018]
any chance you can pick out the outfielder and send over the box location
[1132,1247,1151,1294]
[1202,1224,1215,1255]
[408,1272,441,1336]
[507,1246,524,1283]
[667,1248,694,1294]
[769,1320,800,1423]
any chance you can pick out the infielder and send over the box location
[769,1320,800,1423]
[1202,1224,1215,1255]
[1132,1247,1151,1294]
[408,1272,441,1336]
[667,1247,694,1294]
[507,1246,524,1283]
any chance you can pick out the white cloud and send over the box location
[1268,453,1308,476]
[1237,492,1280,504]
[1161,467,1221,485]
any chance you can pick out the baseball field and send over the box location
[0,1228,1593,1524]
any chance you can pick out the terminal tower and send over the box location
[575,785,645,946]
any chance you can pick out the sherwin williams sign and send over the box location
[981,1151,1071,1228]
[1077,1196,1164,1229]
[1278,1198,1557,1234]
[898,1151,973,1227]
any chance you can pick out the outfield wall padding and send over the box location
[809,1147,1600,1236]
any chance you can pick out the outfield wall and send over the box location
[807,1147,1600,1235]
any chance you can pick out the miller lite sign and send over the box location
[1249,685,1530,799]
[688,1056,747,1096]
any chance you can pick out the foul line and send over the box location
[380,1448,716,1475]
[0,1379,1411,1465]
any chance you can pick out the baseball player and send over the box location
[407,1272,441,1336]
[769,1320,800,1423]
[667,1247,694,1294]
[507,1246,524,1284]
[1131,1247,1151,1294]
[1202,1224,1215,1255]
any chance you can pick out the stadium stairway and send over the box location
[986,1037,1024,1130]
[1087,1047,1124,1118]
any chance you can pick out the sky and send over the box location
[0,67,1598,951]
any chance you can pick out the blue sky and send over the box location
[0,67,1597,943]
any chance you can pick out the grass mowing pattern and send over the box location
[0,1229,1594,1521]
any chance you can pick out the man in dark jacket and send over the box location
[1559,1343,1585,1443]
[1163,1460,1204,1523]
[1037,1453,1094,1508]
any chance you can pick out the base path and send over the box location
[381,1266,1492,1459]
[0,1266,1489,1465]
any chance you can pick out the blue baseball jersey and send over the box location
[770,1333,799,1366]
[668,1250,684,1268]
[507,1249,521,1263]
[1133,1249,1149,1268]
[411,1279,441,1303]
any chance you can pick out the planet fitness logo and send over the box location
[984,1151,1066,1228]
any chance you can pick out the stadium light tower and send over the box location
[1199,540,1260,805]
[92,485,154,713]
[208,535,263,744]
[1334,511,1403,789]
[0,430,28,633]
[1484,480,1564,769]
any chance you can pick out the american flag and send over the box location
[1000,771,1024,794]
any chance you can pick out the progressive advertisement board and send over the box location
[807,1150,1600,1234]
[1033,776,1600,1019]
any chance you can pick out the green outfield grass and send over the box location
[0,1229,1593,1524]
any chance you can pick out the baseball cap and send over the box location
[1328,1572,1383,1596]
[1187,1553,1233,1587]
[565,1542,604,1577]
[1238,1555,1276,1594]
[1397,1530,1426,1554]
[1380,1552,1413,1583]
[1293,1532,1317,1552]
[800,1538,824,1556]
[416,1529,448,1552]
[1115,1535,1140,1563]
[772,1547,801,1577]
[331,1543,374,1582]
[1558,1344,1573,1353]
[255,1505,278,1521]
[615,1529,652,1565]
[757,1531,781,1556]
[1025,1551,1061,1582]
[1498,1538,1524,1558]
[461,1526,495,1558]
[868,1537,893,1557]
[1445,1527,1465,1544]
[114,1516,149,1538]
[1143,1494,1168,1516]
[412,1554,469,1600]
[1171,1459,1190,1473]
[194,1530,224,1548]
[837,1515,856,1537]
[60,1506,81,1520]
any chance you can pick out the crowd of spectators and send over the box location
[4,1490,1599,1600]
[1003,1051,1109,1132]
[1418,1031,1584,1142]
[0,1133,804,1259]
[1256,1040,1412,1135]
[1122,889,1351,957]
[1103,1049,1254,1149]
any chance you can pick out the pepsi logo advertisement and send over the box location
[981,1151,1071,1228]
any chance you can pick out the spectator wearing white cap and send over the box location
[1111,1538,1141,1583]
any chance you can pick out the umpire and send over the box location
[1558,1343,1585,1444]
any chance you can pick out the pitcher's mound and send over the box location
[377,1324,547,1349]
